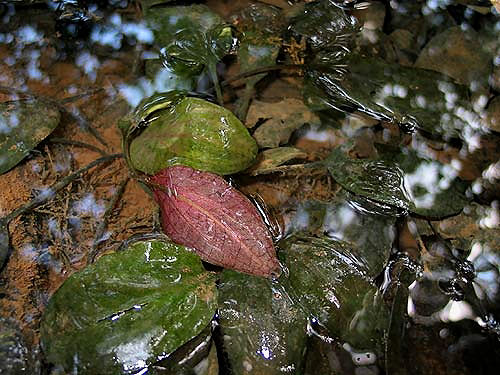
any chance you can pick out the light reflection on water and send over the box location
[0,0,499,374]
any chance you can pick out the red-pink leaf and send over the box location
[151,165,280,277]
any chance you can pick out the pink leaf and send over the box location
[151,166,280,277]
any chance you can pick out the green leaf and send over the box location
[40,236,217,375]
[290,0,360,65]
[146,5,234,104]
[218,270,308,374]
[279,234,390,355]
[126,95,257,175]
[0,99,61,174]
[306,55,477,139]
[377,144,470,218]
[324,145,412,215]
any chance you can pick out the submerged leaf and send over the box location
[247,99,320,148]
[40,237,217,375]
[247,147,307,176]
[279,234,390,356]
[152,166,280,277]
[0,99,60,174]
[218,270,308,374]
[126,94,258,175]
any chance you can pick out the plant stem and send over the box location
[208,63,224,105]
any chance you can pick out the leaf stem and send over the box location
[208,64,224,105]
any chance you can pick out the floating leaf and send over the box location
[306,54,477,139]
[290,0,360,65]
[146,4,234,103]
[40,236,217,375]
[279,234,390,356]
[324,145,411,215]
[247,99,320,148]
[0,99,60,174]
[124,93,258,175]
[247,147,307,176]
[377,144,470,218]
[152,166,280,277]
[218,270,308,374]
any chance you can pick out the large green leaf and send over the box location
[126,95,258,175]
[40,236,217,374]
[0,99,60,174]
[306,55,477,139]
[279,234,390,356]
[218,270,308,374]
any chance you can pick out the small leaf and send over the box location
[151,165,280,277]
[247,99,320,148]
[290,0,360,65]
[0,99,61,174]
[247,147,307,176]
[126,95,258,175]
[218,270,308,374]
[324,145,412,215]
[146,4,234,103]
[40,236,217,375]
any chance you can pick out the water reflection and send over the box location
[0,0,499,374]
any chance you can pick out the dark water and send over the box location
[0,1,499,374]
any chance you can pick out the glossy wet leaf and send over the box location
[145,4,234,102]
[218,270,308,374]
[377,144,470,218]
[40,237,217,375]
[290,0,360,65]
[152,166,280,277]
[247,99,320,148]
[127,95,258,175]
[0,99,61,174]
[324,145,411,215]
[306,55,476,139]
[279,234,390,355]
[247,147,307,176]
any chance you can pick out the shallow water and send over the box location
[0,1,499,374]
